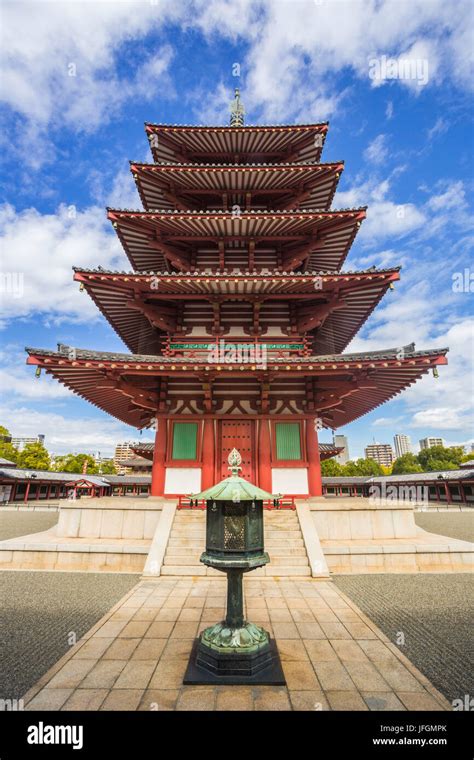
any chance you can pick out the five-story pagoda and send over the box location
[27,89,448,497]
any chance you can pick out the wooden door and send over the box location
[218,420,255,481]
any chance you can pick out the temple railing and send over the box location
[177,495,296,510]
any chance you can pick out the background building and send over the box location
[113,442,136,473]
[419,437,445,450]
[11,434,45,451]
[393,434,411,458]
[333,434,350,465]
[365,443,394,467]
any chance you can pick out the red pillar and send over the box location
[444,481,450,503]
[306,420,322,497]
[201,419,215,490]
[151,419,167,496]
[258,419,272,492]
[24,482,30,503]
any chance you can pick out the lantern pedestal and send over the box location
[184,570,285,685]
[183,448,285,685]
[184,637,284,685]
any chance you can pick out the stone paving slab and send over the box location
[334,573,474,703]
[21,577,450,712]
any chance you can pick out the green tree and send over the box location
[97,459,117,475]
[343,458,384,476]
[54,453,99,474]
[0,425,19,464]
[0,424,10,440]
[417,445,464,472]
[320,458,344,476]
[16,442,51,471]
[392,452,423,475]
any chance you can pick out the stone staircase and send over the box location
[161,508,311,577]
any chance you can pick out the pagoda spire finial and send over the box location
[229,87,245,127]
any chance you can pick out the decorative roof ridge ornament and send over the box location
[230,87,245,127]
[228,447,242,476]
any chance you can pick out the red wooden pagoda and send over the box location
[26,90,448,497]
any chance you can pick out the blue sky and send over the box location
[0,0,473,458]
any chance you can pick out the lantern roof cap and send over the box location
[190,474,279,502]
[190,448,281,501]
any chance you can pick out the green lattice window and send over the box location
[171,422,198,460]
[275,422,302,460]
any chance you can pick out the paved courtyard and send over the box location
[1,509,472,709]
[22,576,449,712]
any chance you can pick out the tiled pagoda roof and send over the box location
[72,266,400,357]
[130,160,344,212]
[26,343,448,430]
[145,122,329,163]
[107,207,367,273]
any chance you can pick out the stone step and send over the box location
[268,556,309,566]
[161,565,207,576]
[265,538,304,546]
[160,564,311,577]
[167,539,305,550]
[164,556,309,568]
[165,546,307,557]
[170,525,301,538]
[268,566,311,577]
[161,507,311,577]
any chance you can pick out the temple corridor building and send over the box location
[26,91,448,498]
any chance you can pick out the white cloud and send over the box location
[0,202,127,324]
[426,180,466,212]
[187,82,236,127]
[350,313,474,437]
[372,416,405,427]
[235,0,471,122]
[0,404,151,456]
[427,116,449,141]
[410,407,470,430]
[2,0,471,142]
[336,175,472,247]
[349,248,402,270]
[336,178,426,242]
[385,100,394,120]
[88,164,141,210]
[364,134,389,165]
[0,2,178,128]
[0,359,72,400]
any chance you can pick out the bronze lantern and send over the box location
[183,449,285,685]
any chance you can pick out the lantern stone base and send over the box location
[200,551,270,570]
[199,620,269,653]
[183,630,285,685]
